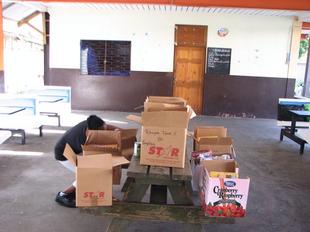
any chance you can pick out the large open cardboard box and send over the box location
[140,110,190,168]
[64,144,129,207]
[127,96,194,168]
[200,160,250,217]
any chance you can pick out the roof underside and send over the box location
[2,1,310,23]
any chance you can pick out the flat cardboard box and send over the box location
[200,160,250,218]
[140,110,190,168]
[64,144,129,207]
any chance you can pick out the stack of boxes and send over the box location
[64,128,137,207]
[136,96,195,168]
[192,126,250,217]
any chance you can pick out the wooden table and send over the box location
[280,110,310,154]
[122,157,193,205]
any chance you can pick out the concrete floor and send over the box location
[1,111,310,232]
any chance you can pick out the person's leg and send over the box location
[59,160,76,173]
[59,160,76,194]
[55,160,76,208]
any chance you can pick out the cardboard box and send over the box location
[197,137,235,156]
[82,148,122,185]
[83,128,137,184]
[140,110,190,168]
[193,126,227,151]
[127,96,195,168]
[193,126,235,156]
[200,160,250,217]
[85,130,122,149]
[64,144,129,207]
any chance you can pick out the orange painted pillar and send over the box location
[0,2,3,71]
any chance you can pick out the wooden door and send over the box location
[173,25,207,114]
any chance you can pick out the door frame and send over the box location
[173,24,207,114]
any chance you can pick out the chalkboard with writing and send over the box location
[207,47,231,75]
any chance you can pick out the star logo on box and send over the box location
[147,145,180,157]
[83,191,105,199]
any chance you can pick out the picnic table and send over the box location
[81,156,234,230]
[122,157,193,205]
[0,106,26,115]
[38,96,63,127]
[280,110,310,154]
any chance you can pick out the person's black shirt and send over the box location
[54,120,88,161]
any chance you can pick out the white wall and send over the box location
[49,6,293,78]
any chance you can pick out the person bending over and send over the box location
[54,115,118,208]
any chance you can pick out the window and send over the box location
[80,40,131,76]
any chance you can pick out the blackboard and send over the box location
[207,47,231,75]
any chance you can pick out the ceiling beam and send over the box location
[22,0,310,11]
[3,16,17,22]
[17,11,41,27]
[3,3,15,11]
[25,22,44,36]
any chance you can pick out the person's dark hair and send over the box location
[86,115,105,130]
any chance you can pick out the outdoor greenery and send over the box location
[299,37,309,59]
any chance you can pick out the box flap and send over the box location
[112,156,130,167]
[198,137,232,145]
[204,145,233,155]
[64,144,77,166]
[121,129,138,139]
[142,111,189,128]
[82,144,120,156]
[85,130,121,147]
[144,102,187,112]
[147,96,187,106]
[201,160,236,173]
[126,114,142,124]
[194,127,227,138]
[121,148,134,158]
[187,105,197,119]
[77,153,112,168]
